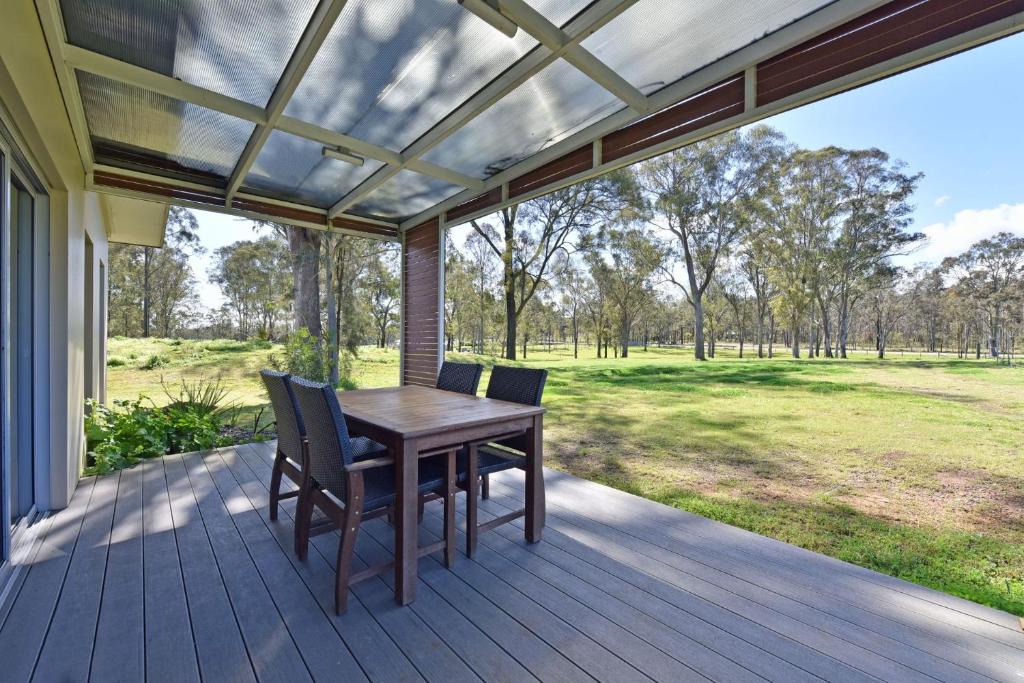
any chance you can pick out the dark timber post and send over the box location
[401,217,443,386]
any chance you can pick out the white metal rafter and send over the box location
[224,0,350,206]
[326,0,641,220]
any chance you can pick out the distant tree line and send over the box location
[445,126,1024,361]
[108,209,401,384]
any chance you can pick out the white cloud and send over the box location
[933,195,951,207]
[908,203,1024,265]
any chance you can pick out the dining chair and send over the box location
[460,365,547,557]
[259,369,388,560]
[435,360,483,395]
[288,377,458,614]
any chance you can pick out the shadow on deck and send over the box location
[1,440,1022,682]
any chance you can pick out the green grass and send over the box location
[107,337,1024,615]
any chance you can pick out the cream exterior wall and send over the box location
[0,0,111,509]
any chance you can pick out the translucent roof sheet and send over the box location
[580,0,834,93]
[283,0,591,153]
[352,170,462,219]
[421,58,624,178]
[61,0,319,106]
[243,130,384,209]
[78,72,254,180]
[63,0,850,223]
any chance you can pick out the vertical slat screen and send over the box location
[402,217,441,386]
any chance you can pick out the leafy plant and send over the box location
[141,354,167,370]
[162,375,233,418]
[273,328,331,383]
[84,376,241,475]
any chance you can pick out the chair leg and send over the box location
[336,476,364,615]
[269,449,285,521]
[443,450,457,568]
[295,485,313,560]
[335,511,359,615]
[481,473,490,500]
[466,444,479,559]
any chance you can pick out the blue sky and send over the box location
[191,31,1024,308]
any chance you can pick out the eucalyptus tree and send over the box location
[739,234,777,357]
[760,148,845,357]
[831,149,922,357]
[367,252,400,348]
[209,236,291,339]
[941,232,1024,357]
[585,228,666,358]
[470,178,612,359]
[635,125,786,360]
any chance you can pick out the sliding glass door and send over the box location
[0,132,45,571]
[7,176,34,527]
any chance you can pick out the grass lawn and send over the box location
[107,336,1024,616]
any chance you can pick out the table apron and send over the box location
[344,416,536,454]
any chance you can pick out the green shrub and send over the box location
[273,329,331,383]
[141,354,167,370]
[84,377,238,475]
[106,356,126,367]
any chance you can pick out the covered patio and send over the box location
[2,0,1024,680]
[2,441,1022,681]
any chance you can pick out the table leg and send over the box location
[525,414,544,543]
[393,437,418,605]
[466,444,479,558]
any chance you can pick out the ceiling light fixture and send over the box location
[458,0,518,39]
[322,146,365,167]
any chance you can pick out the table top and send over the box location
[338,385,544,439]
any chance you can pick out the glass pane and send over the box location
[7,180,35,524]
[352,169,462,219]
[283,0,591,153]
[78,72,255,181]
[421,59,622,178]
[580,0,833,92]
[60,0,320,106]
[243,130,384,208]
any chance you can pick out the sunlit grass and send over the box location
[106,337,1024,614]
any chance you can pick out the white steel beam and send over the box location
[497,0,648,113]
[225,0,349,205]
[327,0,640,219]
[400,0,895,229]
[34,0,95,173]
[410,5,1024,231]
[61,45,483,192]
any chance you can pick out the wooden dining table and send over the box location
[337,384,546,605]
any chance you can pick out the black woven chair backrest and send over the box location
[288,377,354,498]
[259,369,305,463]
[436,360,483,395]
[485,366,548,453]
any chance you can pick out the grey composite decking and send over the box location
[1,440,1022,682]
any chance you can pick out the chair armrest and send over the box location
[344,456,395,472]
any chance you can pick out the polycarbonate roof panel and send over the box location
[352,170,462,219]
[243,130,384,208]
[60,0,319,106]
[581,0,833,93]
[420,58,623,178]
[78,72,254,180]
[283,0,592,153]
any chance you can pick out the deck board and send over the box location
[1,440,1021,683]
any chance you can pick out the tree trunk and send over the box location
[288,227,322,339]
[620,314,630,358]
[791,316,800,358]
[572,318,579,359]
[142,247,151,337]
[504,280,517,360]
[692,294,706,361]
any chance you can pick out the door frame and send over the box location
[0,105,51,586]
